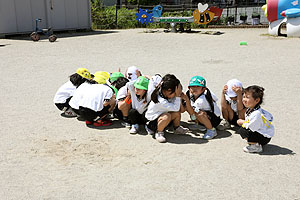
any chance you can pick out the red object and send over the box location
[267,0,279,22]
[93,119,113,127]
[208,6,223,21]
[86,120,93,125]
[281,11,286,17]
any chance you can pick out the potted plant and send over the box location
[227,15,235,25]
[252,8,261,25]
[239,12,248,24]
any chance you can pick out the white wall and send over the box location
[0,0,91,35]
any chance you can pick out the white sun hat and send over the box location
[226,79,243,97]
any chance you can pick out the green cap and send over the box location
[188,76,206,87]
[134,76,149,90]
[110,72,124,83]
[110,85,118,96]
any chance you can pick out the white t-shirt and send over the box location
[242,107,274,138]
[225,94,238,113]
[69,82,90,110]
[78,84,113,112]
[116,86,128,101]
[146,96,181,121]
[190,90,221,117]
[53,81,76,103]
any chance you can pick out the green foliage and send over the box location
[90,4,225,30]
[128,0,160,5]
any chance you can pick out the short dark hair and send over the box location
[69,73,86,87]
[244,85,265,106]
[112,77,129,90]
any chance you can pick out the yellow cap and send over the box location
[94,71,110,81]
[76,68,91,80]
[93,75,107,84]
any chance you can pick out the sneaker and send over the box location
[129,124,139,134]
[243,143,263,153]
[63,108,77,117]
[217,120,231,130]
[203,128,217,140]
[145,125,154,135]
[86,120,93,125]
[174,126,189,134]
[155,132,166,143]
[93,119,113,127]
[121,121,131,128]
[106,113,114,119]
[188,124,206,131]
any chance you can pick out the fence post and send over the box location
[115,4,118,28]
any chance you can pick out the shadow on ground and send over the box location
[3,30,118,41]
[259,144,295,156]
[164,133,209,144]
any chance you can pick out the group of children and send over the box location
[53,66,275,153]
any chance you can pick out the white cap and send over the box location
[126,66,139,81]
[226,79,243,97]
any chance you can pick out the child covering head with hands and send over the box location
[145,74,188,143]
[237,85,274,153]
[220,79,246,128]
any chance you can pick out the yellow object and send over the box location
[262,4,267,17]
[76,68,91,80]
[193,9,215,25]
[93,75,107,84]
[94,71,110,80]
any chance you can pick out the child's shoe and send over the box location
[86,120,93,125]
[217,120,231,130]
[129,124,139,134]
[121,121,131,128]
[63,108,77,117]
[203,128,217,140]
[243,143,263,153]
[93,119,112,127]
[145,125,154,135]
[155,132,166,143]
[188,124,206,132]
[174,126,189,134]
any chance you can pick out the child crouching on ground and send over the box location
[237,85,274,153]
[70,72,116,127]
[181,76,221,140]
[53,68,91,117]
[220,79,246,128]
[145,74,188,143]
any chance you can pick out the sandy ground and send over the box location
[1,28,300,200]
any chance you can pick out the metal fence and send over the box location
[91,3,267,29]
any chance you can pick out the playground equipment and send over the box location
[136,3,223,32]
[262,0,300,37]
[30,19,57,42]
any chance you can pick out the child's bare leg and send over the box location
[222,104,234,121]
[170,111,181,127]
[196,111,213,129]
[107,98,116,113]
[118,101,131,117]
[238,108,247,120]
[157,113,171,132]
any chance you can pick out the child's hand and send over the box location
[175,84,183,97]
[127,90,131,99]
[232,86,242,96]
[180,93,189,101]
[237,119,245,126]
[222,85,228,94]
